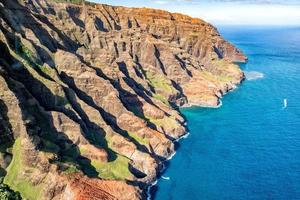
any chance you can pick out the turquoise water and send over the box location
[154,26,300,200]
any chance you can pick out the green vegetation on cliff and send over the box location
[152,93,170,106]
[16,43,58,82]
[146,72,175,94]
[128,132,149,146]
[199,71,232,83]
[91,155,133,180]
[148,116,179,132]
[146,72,175,106]
[4,139,43,200]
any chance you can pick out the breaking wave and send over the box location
[146,180,158,200]
[161,176,170,180]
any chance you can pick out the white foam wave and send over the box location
[146,180,158,200]
[244,71,264,80]
[161,176,170,180]
[174,132,190,143]
[166,151,177,160]
[181,132,190,139]
[215,99,223,108]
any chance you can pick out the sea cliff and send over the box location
[0,0,246,199]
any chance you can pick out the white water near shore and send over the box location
[146,180,158,200]
[244,71,264,80]
[180,99,223,109]
[146,130,192,199]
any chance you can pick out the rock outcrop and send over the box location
[0,0,246,199]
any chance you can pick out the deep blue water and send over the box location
[154,26,300,200]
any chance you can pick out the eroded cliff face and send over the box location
[0,0,246,199]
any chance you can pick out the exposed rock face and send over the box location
[0,0,246,199]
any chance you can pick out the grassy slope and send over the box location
[4,138,43,200]
[91,155,133,180]
[128,132,149,146]
[146,72,175,106]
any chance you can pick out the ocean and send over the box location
[154,26,300,200]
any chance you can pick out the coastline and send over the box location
[146,76,245,200]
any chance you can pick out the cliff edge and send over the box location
[0,0,247,199]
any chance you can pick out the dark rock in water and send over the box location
[0,0,246,199]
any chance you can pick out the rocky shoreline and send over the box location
[0,0,246,199]
[146,74,245,199]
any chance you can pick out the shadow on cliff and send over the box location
[0,98,14,176]
[174,54,192,77]
[0,99,14,147]
[58,72,165,179]
[75,54,168,123]
[0,41,18,153]
[1,0,79,53]
[116,61,178,134]
[0,14,156,180]
[59,52,166,140]
[63,87,118,162]
[11,80,100,178]
[154,45,167,75]
[116,62,166,118]
[59,72,153,156]
[0,46,100,177]
[95,16,109,32]
[66,6,85,29]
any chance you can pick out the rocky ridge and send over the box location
[0,0,247,199]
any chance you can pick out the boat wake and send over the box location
[244,71,264,80]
